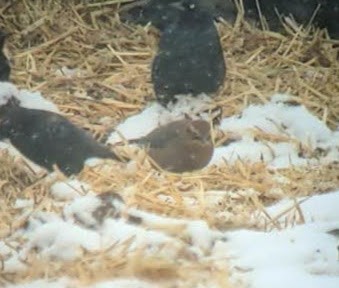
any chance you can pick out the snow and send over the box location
[106,93,338,170]
[210,138,274,164]
[255,190,339,227]
[0,81,20,106]
[0,141,19,155]
[3,90,339,287]
[210,93,339,168]
[16,89,59,112]
[185,220,217,252]
[24,211,63,230]
[250,268,339,288]
[5,187,339,287]
[221,93,334,146]
[0,242,27,274]
[213,226,339,288]
[63,194,102,226]
[6,278,72,288]
[4,184,189,267]
[99,218,183,258]
[63,193,185,256]
[6,278,155,288]
[3,258,27,274]
[50,179,93,200]
[85,157,107,167]
[1,85,337,174]
[107,94,213,144]
[92,279,156,288]
[217,225,338,273]
[0,241,12,255]
[14,199,34,209]
[25,221,101,261]
[107,103,164,144]
[119,204,221,251]
[0,81,59,112]
[212,190,339,288]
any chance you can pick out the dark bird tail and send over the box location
[0,31,7,50]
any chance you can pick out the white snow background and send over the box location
[0,82,338,287]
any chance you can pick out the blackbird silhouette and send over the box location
[241,0,339,39]
[152,0,226,106]
[0,31,10,81]
[0,97,120,176]
[130,119,214,173]
[121,1,339,39]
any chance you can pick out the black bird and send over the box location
[0,31,10,81]
[152,0,226,106]
[119,0,236,30]
[241,0,339,39]
[120,1,339,39]
[0,97,120,176]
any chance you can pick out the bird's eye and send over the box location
[192,133,201,140]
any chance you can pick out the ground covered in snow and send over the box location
[1,87,338,288]
[1,1,339,288]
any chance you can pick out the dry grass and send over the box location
[0,0,338,286]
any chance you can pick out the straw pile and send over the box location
[0,0,338,287]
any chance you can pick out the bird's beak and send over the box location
[202,134,212,144]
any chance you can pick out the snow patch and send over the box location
[107,94,213,144]
[0,82,59,112]
[210,93,339,168]
[50,179,93,200]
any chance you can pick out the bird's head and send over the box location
[186,120,212,143]
[0,96,20,118]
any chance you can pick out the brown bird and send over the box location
[130,119,214,173]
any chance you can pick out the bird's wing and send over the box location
[139,126,184,149]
